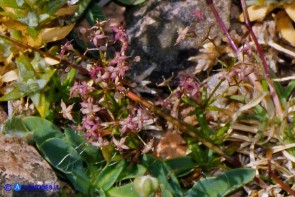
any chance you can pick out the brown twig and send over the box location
[267,150,295,196]
[126,90,241,166]
[0,34,89,75]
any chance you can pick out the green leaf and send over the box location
[186,138,220,168]
[18,11,39,27]
[64,128,103,165]
[16,53,36,81]
[15,80,39,93]
[44,0,67,15]
[27,125,73,167]
[0,88,25,101]
[85,1,105,26]
[2,115,29,136]
[25,0,37,7]
[210,122,230,144]
[76,149,104,181]
[227,95,245,103]
[23,117,91,193]
[186,168,256,197]
[65,167,90,195]
[38,138,82,171]
[30,92,50,117]
[37,69,56,88]
[95,160,126,191]
[62,68,77,87]
[195,108,210,138]
[23,116,64,144]
[0,0,24,7]
[104,92,120,112]
[24,69,55,117]
[165,156,196,177]
[0,37,13,58]
[106,183,140,197]
[142,154,183,197]
[273,81,286,102]
[284,80,295,101]
[118,164,147,181]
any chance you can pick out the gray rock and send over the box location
[0,135,70,197]
[125,0,231,84]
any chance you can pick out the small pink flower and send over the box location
[112,26,127,42]
[241,39,253,57]
[59,40,73,60]
[92,20,108,29]
[119,115,137,133]
[80,97,101,115]
[112,137,129,151]
[60,100,74,121]
[90,30,105,47]
[110,52,127,66]
[82,116,100,132]
[91,136,109,147]
[90,64,104,79]
[70,81,95,99]
[178,74,200,98]
[142,139,154,154]
[111,26,128,53]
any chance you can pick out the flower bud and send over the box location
[134,175,159,197]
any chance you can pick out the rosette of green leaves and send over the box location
[0,0,90,47]
[0,53,55,117]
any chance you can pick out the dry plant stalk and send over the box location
[206,0,283,119]
[126,91,240,166]
[207,0,295,194]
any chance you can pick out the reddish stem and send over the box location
[240,0,270,77]
[206,0,282,118]
[126,90,240,166]
[206,0,239,56]
[267,152,295,196]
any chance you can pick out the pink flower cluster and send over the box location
[59,40,73,60]
[119,106,151,134]
[219,64,254,84]
[178,74,201,98]
[88,23,129,88]
[90,52,128,87]
[60,23,153,153]
[111,26,128,54]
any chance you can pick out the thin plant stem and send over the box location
[0,34,89,75]
[126,90,241,166]
[240,0,270,77]
[206,0,239,56]
[206,0,283,119]
[239,0,283,118]
[267,151,295,195]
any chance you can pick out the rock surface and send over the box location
[0,135,65,197]
[125,0,231,84]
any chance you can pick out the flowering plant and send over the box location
[60,21,154,159]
